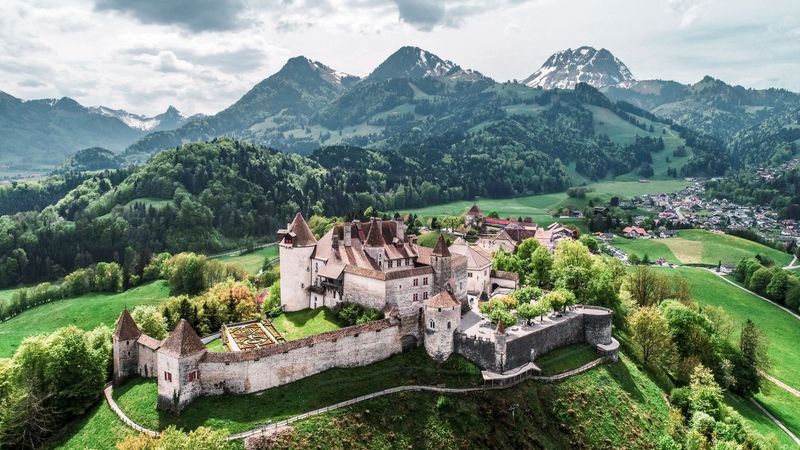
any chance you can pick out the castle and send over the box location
[113,213,616,414]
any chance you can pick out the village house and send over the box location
[622,226,650,239]
[476,221,576,254]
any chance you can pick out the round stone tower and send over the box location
[423,291,461,361]
[279,212,317,312]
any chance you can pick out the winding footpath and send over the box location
[104,356,611,442]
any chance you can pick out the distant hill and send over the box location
[0,92,190,174]
[58,147,120,172]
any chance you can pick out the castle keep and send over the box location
[113,212,616,413]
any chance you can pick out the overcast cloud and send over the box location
[1,0,798,116]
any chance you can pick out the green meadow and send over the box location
[0,280,170,357]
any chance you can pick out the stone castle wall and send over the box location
[198,319,402,396]
[455,306,613,373]
[504,313,586,370]
[136,344,158,378]
[454,333,497,370]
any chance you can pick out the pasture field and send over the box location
[214,245,278,274]
[659,268,800,393]
[0,280,170,357]
[614,230,792,267]
[403,180,691,222]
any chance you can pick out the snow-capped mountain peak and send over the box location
[89,105,187,132]
[523,46,635,90]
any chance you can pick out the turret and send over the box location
[113,308,142,386]
[157,320,207,413]
[423,291,461,361]
[278,212,317,312]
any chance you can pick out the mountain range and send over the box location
[0,93,195,175]
[1,45,798,180]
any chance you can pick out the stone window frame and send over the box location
[164,371,172,382]
[423,277,429,286]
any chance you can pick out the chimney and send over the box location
[394,214,405,241]
[343,222,352,247]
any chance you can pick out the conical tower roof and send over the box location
[287,212,317,246]
[159,319,206,357]
[114,308,141,341]
[467,203,482,215]
[365,218,386,247]
[432,234,451,257]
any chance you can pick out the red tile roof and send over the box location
[159,319,206,358]
[114,309,141,341]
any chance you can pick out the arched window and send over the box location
[447,321,451,329]
[429,320,435,329]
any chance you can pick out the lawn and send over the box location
[613,237,682,264]
[660,268,800,392]
[615,230,792,267]
[535,343,599,375]
[205,337,228,352]
[112,348,482,434]
[270,308,342,341]
[403,180,691,221]
[0,280,170,357]
[214,245,278,274]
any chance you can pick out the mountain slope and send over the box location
[604,76,800,141]
[365,46,463,82]
[122,56,358,159]
[524,46,635,90]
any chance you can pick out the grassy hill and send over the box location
[259,354,672,449]
[52,351,676,449]
[213,245,278,274]
[659,267,800,437]
[404,179,690,225]
[614,229,793,267]
[0,280,170,357]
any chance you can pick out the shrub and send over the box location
[332,302,383,326]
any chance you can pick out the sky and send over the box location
[2,0,799,116]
